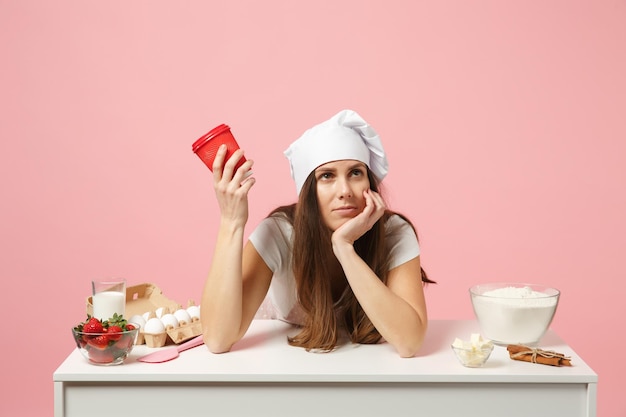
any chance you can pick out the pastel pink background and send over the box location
[2,1,624,415]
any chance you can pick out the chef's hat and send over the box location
[284,109,388,195]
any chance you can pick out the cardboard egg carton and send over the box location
[142,305,202,347]
[86,282,202,347]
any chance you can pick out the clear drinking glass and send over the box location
[91,278,126,321]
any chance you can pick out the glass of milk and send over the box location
[92,278,126,320]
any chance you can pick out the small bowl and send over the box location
[72,327,139,366]
[470,282,559,346]
[451,344,494,368]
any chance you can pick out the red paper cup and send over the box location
[192,124,247,172]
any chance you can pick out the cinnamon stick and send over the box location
[507,344,572,367]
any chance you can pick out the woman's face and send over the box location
[314,160,370,231]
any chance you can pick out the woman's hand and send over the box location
[212,144,255,227]
[331,189,386,248]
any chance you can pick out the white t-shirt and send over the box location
[249,214,420,325]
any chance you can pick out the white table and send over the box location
[54,320,597,417]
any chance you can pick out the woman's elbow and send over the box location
[202,331,235,354]
[396,340,424,358]
[203,337,232,354]
[395,325,427,358]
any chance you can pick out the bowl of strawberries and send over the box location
[72,314,140,366]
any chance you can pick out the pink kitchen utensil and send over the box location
[137,335,205,363]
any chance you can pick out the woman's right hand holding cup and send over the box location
[212,144,255,227]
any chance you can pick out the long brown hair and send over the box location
[267,169,433,352]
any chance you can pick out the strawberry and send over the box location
[82,317,104,334]
[114,333,134,350]
[106,325,123,341]
[88,348,114,364]
[87,334,110,350]
[105,313,128,329]
[125,323,136,331]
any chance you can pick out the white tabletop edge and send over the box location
[54,319,598,384]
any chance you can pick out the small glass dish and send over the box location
[451,343,494,368]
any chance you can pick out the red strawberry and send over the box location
[114,333,134,350]
[88,348,114,364]
[83,317,104,333]
[106,325,123,341]
[87,334,110,350]
[125,323,136,331]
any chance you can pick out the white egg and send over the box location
[160,313,179,329]
[142,311,151,322]
[155,307,166,318]
[144,317,166,334]
[187,305,201,321]
[174,309,192,326]
[129,314,146,329]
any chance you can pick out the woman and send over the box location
[201,109,433,358]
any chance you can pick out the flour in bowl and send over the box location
[482,286,557,306]
[471,285,559,345]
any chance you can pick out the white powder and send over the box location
[472,286,558,345]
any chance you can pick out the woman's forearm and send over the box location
[201,221,246,353]
[333,243,427,357]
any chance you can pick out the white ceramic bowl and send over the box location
[470,283,559,346]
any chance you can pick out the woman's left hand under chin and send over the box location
[332,189,387,247]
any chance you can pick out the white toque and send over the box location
[284,109,389,195]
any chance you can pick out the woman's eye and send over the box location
[351,169,364,176]
[319,172,333,180]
